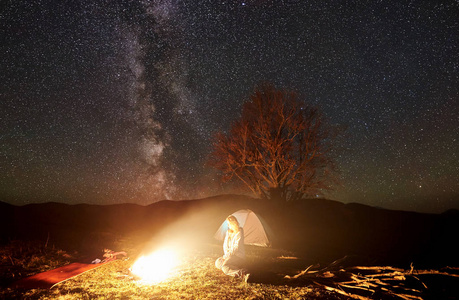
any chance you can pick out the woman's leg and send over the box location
[221,256,245,277]
[215,257,225,270]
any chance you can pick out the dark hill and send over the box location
[1,196,457,268]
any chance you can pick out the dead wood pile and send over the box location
[284,257,459,300]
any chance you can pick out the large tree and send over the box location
[209,85,339,203]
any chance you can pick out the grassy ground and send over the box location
[1,236,346,300]
[3,199,458,299]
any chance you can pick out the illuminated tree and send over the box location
[209,85,339,203]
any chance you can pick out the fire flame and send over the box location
[131,248,180,284]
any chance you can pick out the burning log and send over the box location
[130,247,180,284]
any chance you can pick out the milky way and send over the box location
[1,0,458,212]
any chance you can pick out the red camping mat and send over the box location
[10,261,112,289]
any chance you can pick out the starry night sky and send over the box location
[1,0,458,213]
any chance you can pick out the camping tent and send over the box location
[214,209,271,247]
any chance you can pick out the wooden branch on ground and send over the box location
[284,258,458,300]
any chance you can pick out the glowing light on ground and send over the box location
[131,248,180,284]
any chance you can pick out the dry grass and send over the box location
[0,240,74,285]
[1,237,345,300]
[2,198,457,299]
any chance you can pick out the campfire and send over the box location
[131,248,181,284]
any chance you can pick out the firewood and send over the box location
[284,260,458,300]
[313,281,372,300]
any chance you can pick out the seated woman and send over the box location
[215,215,250,282]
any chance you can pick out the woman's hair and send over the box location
[226,215,240,233]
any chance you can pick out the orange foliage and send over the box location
[209,84,339,202]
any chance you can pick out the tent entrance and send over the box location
[214,209,271,247]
